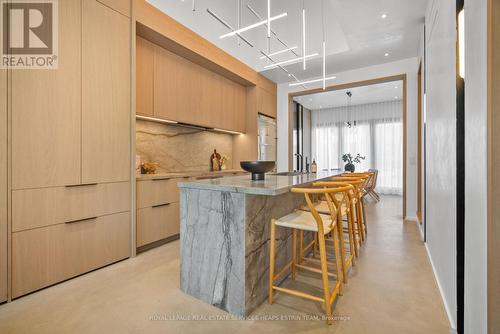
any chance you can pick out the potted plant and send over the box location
[342,153,366,172]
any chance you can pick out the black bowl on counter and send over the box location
[240,161,276,181]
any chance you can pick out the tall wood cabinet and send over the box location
[10,0,131,298]
[0,68,7,303]
[257,87,277,119]
[82,0,131,184]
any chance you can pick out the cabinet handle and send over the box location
[152,203,170,208]
[65,216,98,224]
[65,183,98,188]
[152,177,170,181]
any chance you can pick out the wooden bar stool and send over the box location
[299,182,358,282]
[268,186,350,325]
[331,176,369,243]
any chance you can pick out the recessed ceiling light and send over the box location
[381,13,387,19]
[394,96,398,99]
[384,52,389,57]
[309,98,313,102]
[394,86,398,89]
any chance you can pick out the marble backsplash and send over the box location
[136,120,233,173]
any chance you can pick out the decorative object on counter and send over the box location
[210,149,222,171]
[342,153,365,172]
[141,162,159,174]
[220,155,230,170]
[240,161,276,181]
[311,159,317,173]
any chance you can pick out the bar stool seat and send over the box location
[275,210,334,233]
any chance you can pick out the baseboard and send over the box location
[424,243,457,330]
[404,215,418,222]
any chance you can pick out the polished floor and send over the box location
[0,196,450,334]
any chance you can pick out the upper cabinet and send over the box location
[82,0,131,184]
[136,37,154,116]
[139,39,247,133]
[11,0,82,190]
[257,87,277,119]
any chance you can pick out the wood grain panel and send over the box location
[200,67,222,128]
[12,212,130,298]
[97,0,130,17]
[176,54,201,125]
[136,37,154,116]
[153,45,178,121]
[135,0,256,86]
[11,0,81,189]
[136,178,180,209]
[82,0,131,183]
[12,182,130,232]
[0,67,6,302]
[136,202,179,247]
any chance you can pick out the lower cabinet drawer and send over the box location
[12,212,130,298]
[136,178,180,209]
[12,182,130,232]
[136,202,179,247]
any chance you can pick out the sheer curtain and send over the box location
[311,101,403,195]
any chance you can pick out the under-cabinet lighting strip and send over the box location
[136,115,178,124]
[302,8,306,70]
[219,12,287,39]
[263,53,318,69]
[213,128,243,135]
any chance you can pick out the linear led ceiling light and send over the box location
[263,53,318,69]
[219,12,287,39]
[288,76,336,87]
[259,46,298,59]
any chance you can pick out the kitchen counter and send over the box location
[179,170,340,316]
[178,170,340,195]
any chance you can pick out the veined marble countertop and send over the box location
[136,169,246,181]
[178,170,341,196]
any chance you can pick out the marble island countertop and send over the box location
[178,170,341,196]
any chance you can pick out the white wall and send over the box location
[424,0,457,328]
[464,0,488,332]
[277,58,419,219]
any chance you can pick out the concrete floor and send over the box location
[0,196,451,333]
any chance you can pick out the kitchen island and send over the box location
[178,170,340,316]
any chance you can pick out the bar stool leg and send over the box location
[292,229,297,280]
[362,198,368,236]
[355,201,364,243]
[348,209,359,258]
[336,213,348,283]
[268,219,276,305]
[298,230,304,265]
[333,224,344,294]
[318,232,332,325]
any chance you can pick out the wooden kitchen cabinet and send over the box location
[136,178,181,249]
[12,212,130,298]
[136,202,180,247]
[82,0,131,184]
[136,37,154,116]
[142,40,247,132]
[0,69,6,302]
[154,45,178,121]
[258,87,277,119]
[11,0,81,190]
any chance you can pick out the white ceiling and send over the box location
[147,0,427,84]
[293,80,403,110]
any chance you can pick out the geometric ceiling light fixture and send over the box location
[321,0,326,89]
[206,8,255,47]
[302,0,307,70]
[219,12,287,39]
[288,76,336,87]
[259,46,298,59]
[263,53,319,69]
